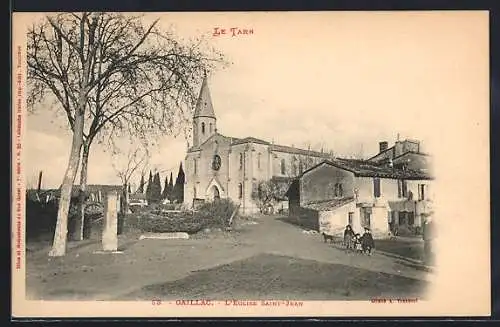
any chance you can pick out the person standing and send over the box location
[361,227,375,255]
[343,225,355,250]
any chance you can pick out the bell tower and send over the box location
[192,74,217,147]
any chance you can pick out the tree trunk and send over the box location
[123,182,130,215]
[49,112,85,257]
[73,142,90,241]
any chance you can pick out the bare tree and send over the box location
[111,146,149,214]
[27,12,227,255]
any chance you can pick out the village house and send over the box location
[286,154,433,239]
[183,75,335,214]
[368,139,432,173]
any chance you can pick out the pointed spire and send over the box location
[194,73,216,119]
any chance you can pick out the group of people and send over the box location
[343,225,375,255]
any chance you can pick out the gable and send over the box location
[196,133,232,152]
[302,162,355,182]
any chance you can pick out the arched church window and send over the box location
[281,159,286,175]
[194,159,197,175]
[292,163,297,176]
[257,153,261,169]
[209,123,213,133]
[299,161,304,174]
[238,183,243,199]
[193,186,197,199]
[201,122,205,134]
[239,153,243,170]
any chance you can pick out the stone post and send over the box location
[370,205,390,239]
[102,191,118,251]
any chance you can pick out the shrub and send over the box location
[132,199,238,234]
[194,199,238,228]
[137,212,206,234]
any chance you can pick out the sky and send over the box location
[20,11,489,189]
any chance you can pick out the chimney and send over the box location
[379,141,388,153]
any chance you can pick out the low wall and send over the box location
[318,202,358,237]
[295,206,320,231]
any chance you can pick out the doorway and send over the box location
[212,185,220,201]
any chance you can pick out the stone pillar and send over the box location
[352,208,364,235]
[371,205,390,239]
[102,191,118,251]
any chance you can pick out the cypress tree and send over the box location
[173,162,185,203]
[146,171,153,203]
[137,174,145,194]
[151,172,162,203]
[167,172,174,202]
[162,175,169,200]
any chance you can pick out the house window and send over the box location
[398,211,406,225]
[373,177,381,198]
[201,122,205,134]
[257,153,261,169]
[193,159,197,175]
[418,184,426,200]
[361,207,371,228]
[239,153,243,170]
[348,212,354,226]
[408,212,415,226]
[334,183,343,197]
[238,183,243,199]
[398,180,408,198]
[281,159,286,175]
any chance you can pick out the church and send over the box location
[183,76,334,213]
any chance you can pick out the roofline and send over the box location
[367,145,395,161]
[231,137,270,146]
[270,145,331,158]
[298,161,336,178]
[187,132,228,152]
[392,151,430,161]
[299,159,433,180]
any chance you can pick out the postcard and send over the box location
[11,11,490,317]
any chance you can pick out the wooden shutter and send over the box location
[373,178,381,198]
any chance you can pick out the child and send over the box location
[361,227,375,255]
[354,233,363,253]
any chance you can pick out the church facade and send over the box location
[184,76,334,213]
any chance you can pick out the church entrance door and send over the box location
[212,186,220,201]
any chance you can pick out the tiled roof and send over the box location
[301,159,433,180]
[392,151,430,161]
[303,197,355,211]
[270,144,331,158]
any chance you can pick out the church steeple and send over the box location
[192,73,217,147]
[194,73,216,119]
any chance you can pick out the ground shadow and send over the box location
[119,253,429,301]
[275,216,314,231]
